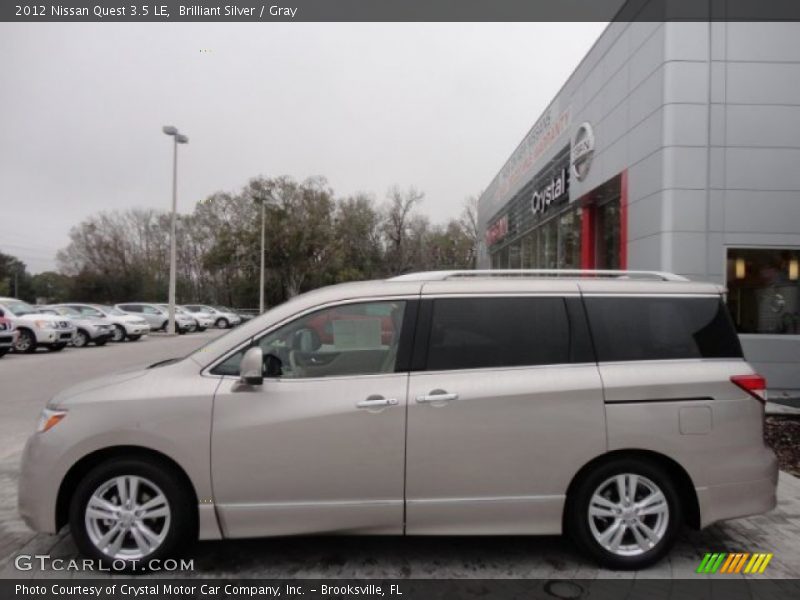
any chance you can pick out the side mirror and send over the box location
[239,346,264,386]
[264,353,283,378]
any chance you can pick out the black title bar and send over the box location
[4,0,800,22]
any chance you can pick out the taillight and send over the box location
[731,374,767,403]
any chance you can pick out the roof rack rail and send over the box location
[389,269,690,282]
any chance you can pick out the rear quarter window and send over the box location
[584,296,743,362]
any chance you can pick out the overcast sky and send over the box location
[0,22,606,273]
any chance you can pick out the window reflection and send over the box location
[727,248,800,334]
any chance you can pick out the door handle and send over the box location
[416,392,459,404]
[356,397,399,409]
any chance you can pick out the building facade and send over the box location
[477,21,800,397]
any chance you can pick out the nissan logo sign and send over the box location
[571,122,595,181]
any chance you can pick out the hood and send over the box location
[17,312,61,323]
[48,367,150,408]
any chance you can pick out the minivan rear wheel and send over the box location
[69,458,194,570]
[567,458,681,570]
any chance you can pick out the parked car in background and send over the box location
[0,310,18,358]
[61,304,150,342]
[155,304,210,332]
[115,303,193,333]
[0,297,75,353]
[218,306,255,323]
[183,304,241,329]
[17,270,778,571]
[40,305,114,348]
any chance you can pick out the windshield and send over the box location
[53,306,81,316]
[4,300,37,316]
[98,306,125,316]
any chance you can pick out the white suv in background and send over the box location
[184,304,241,328]
[115,303,194,333]
[0,297,76,353]
[63,304,150,342]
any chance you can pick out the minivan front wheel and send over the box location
[568,458,681,570]
[69,458,194,569]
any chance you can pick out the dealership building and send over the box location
[477,21,800,397]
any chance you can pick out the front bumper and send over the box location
[124,325,150,336]
[18,433,59,533]
[0,330,17,348]
[34,328,75,345]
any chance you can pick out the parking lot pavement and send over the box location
[1,333,799,579]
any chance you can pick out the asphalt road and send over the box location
[1,332,799,579]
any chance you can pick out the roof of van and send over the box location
[386,270,725,296]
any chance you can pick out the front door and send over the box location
[210,299,411,537]
[405,294,605,535]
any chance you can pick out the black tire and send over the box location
[567,457,682,570]
[14,328,37,354]
[215,317,229,329]
[94,338,108,347]
[48,343,67,352]
[111,325,126,343]
[68,457,195,571]
[73,330,90,348]
[0,348,8,358]
[127,334,142,342]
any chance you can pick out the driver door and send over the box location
[210,299,414,538]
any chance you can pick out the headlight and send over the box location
[36,408,67,433]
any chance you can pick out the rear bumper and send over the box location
[697,451,779,528]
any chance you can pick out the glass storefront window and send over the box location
[489,206,582,270]
[726,248,800,334]
[509,244,521,269]
[594,197,621,269]
[558,208,581,268]
[541,217,558,268]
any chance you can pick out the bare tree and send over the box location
[382,185,424,274]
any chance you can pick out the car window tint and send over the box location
[425,297,570,371]
[584,296,743,361]
[211,301,406,379]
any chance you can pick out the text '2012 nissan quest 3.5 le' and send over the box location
[18,270,778,570]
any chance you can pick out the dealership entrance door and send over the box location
[579,172,626,270]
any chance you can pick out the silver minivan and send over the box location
[18,270,778,570]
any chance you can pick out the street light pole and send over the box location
[259,198,266,314]
[162,126,189,335]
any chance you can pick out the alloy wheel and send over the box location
[587,473,669,557]
[111,325,125,342]
[74,331,88,348]
[84,475,171,560]
[14,330,34,353]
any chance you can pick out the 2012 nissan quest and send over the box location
[18,270,778,570]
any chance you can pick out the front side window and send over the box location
[212,300,407,378]
[585,296,743,362]
[726,248,800,335]
[425,297,570,371]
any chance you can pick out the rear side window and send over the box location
[584,296,743,362]
[425,297,570,371]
